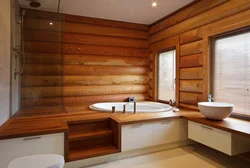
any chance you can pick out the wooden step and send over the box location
[68,146,119,161]
[69,129,113,142]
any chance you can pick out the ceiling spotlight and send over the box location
[152,2,157,7]
[49,22,53,25]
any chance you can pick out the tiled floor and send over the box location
[88,144,250,168]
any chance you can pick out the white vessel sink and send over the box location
[198,102,234,120]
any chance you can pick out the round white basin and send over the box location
[198,102,234,120]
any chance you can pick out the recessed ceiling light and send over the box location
[152,2,157,7]
[49,22,53,25]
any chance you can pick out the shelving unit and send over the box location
[66,118,120,162]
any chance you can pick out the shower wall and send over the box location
[20,9,150,111]
[11,0,21,115]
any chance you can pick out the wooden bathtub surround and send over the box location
[21,8,150,110]
[149,0,250,109]
[2,108,250,162]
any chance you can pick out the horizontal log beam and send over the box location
[21,75,149,87]
[180,54,203,68]
[21,85,149,98]
[180,80,203,93]
[180,67,203,80]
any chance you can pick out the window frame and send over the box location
[211,27,250,120]
[157,47,177,104]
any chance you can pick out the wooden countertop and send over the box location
[0,108,250,140]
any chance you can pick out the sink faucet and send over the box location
[208,94,214,102]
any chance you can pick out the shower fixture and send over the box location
[27,0,41,8]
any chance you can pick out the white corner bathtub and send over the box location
[89,101,172,113]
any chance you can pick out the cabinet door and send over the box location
[0,133,64,168]
[152,119,187,146]
[188,121,232,155]
[122,123,152,151]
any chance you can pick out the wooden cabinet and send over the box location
[0,133,64,168]
[121,119,188,152]
[188,121,250,155]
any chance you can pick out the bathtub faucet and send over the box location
[128,97,136,102]
[123,102,137,114]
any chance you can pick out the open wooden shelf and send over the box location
[69,129,113,142]
[65,118,120,162]
[68,146,119,162]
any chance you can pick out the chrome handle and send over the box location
[23,137,41,141]
[201,125,213,130]
[123,104,126,113]
[161,120,171,124]
[112,106,116,113]
[131,124,143,128]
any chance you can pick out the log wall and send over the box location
[22,9,150,108]
[149,0,250,109]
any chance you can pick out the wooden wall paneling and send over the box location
[21,93,150,108]
[63,76,149,86]
[21,9,151,110]
[21,75,149,87]
[180,9,250,45]
[24,18,63,32]
[23,65,62,76]
[180,29,203,44]
[150,36,179,52]
[25,54,150,66]
[63,85,149,97]
[63,44,149,57]
[202,37,210,102]
[180,40,203,56]
[25,41,62,53]
[180,92,202,105]
[180,67,203,80]
[201,9,250,37]
[179,54,203,68]
[25,53,62,65]
[21,76,62,87]
[25,53,62,60]
[175,43,180,107]
[63,33,149,49]
[22,85,149,98]
[180,80,203,93]
[63,55,150,66]
[24,65,149,76]
[24,30,62,42]
[149,0,229,34]
[21,97,62,108]
[63,22,148,39]
[149,0,250,43]
[62,94,149,105]
[179,103,199,110]
[150,52,157,101]
[21,87,62,98]
[64,14,148,31]
[63,65,149,76]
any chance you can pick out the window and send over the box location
[158,49,176,102]
[212,30,250,117]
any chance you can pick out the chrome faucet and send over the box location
[208,94,214,102]
[123,98,137,114]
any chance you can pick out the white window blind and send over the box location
[213,31,250,116]
[158,50,176,101]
